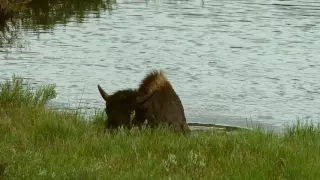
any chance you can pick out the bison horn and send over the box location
[97,84,109,101]
[136,92,155,105]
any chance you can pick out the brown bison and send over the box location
[97,70,190,134]
[97,87,139,130]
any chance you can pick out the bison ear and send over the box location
[97,84,109,101]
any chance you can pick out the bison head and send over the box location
[97,85,138,130]
[97,84,156,131]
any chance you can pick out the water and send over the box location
[1,0,320,131]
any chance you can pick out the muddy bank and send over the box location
[188,122,252,134]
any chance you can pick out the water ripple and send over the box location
[1,0,320,130]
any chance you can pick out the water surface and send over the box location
[1,0,320,131]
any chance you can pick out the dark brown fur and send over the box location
[97,86,138,130]
[133,70,190,134]
[97,70,190,134]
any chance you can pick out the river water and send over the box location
[1,0,320,131]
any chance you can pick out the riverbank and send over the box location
[0,75,319,179]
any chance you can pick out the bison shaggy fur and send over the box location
[97,70,190,134]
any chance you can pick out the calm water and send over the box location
[1,0,320,131]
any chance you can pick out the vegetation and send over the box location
[0,75,320,179]
[0,0,28,24]
[0,0,115,25]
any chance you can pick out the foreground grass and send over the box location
[1,75,320,179]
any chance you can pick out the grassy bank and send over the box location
[1,75,320,179]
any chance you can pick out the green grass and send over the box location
[1,75,320,179]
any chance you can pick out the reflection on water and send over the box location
[1,0,320,131]
[0,0,116,50]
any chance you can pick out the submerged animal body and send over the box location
[97,70,190,134]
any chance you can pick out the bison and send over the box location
[97,70,190,134]
[97,87,139,130]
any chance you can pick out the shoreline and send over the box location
[1,75,320,179]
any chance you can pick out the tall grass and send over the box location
[0,75,320,179]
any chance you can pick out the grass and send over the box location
[1,75,320,179]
